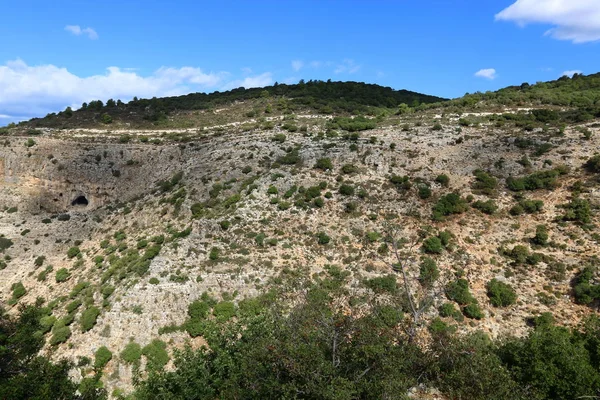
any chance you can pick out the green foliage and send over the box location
[314,157,333,171]
[432,193,468,221]
[584,154,600,173]
[438,303,463,321]
[213,302,237,322]
[419,257,439,287]
[446,279,483,319]
[418,185,432,199]
[271,133,286,143]
[49,323,71,346]
[365,274,397,294]
[472,199,498,215]
[531,225,549,246]
[327,115,376,131]
[142,339,170,370]
[80,306,101,332]
[0,237,14,251]
[66,246,80,259]
[209,247,220,261]
[316,232,330,245]
[559,197,592,224]
[435,174,450,187]
[486,279,517,307]
[341,164,359,174]
[121,342,142,364]
[267,185,278,195]
[472,169,497,194]
[11,282,26,300]
[422,236,443,254]
[506,167,568,191]
[338,184,354,196]
[510,199,544,215]
[389,174,411,190]
[55,268,71,283]
[94,346,112,370]
[572,266,600,305]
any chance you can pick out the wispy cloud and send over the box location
[291,60,304,72]
[496,0,600,43]
[0,59,255,120]
[65,25,99,40]
[334,59,360,74]
[561,69,583,77]
[474,68,497,80]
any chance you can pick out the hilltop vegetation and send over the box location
[21,80,446,129]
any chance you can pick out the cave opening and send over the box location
[71,195,89,206]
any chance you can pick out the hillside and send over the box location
[1,75,600,399]
[19,80,447,129]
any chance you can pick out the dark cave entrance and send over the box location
[71,195,89,206]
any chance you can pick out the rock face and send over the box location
[0,117,598,397]
[1,137,182,213]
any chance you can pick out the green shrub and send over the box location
[506,167,568,191]
[472,199,498,215]
[94,346,112,370]
[438,303,463,321]
[419,257,439,287]
[463,303,484,319]
[67,247,81,259]
[510,199,544,215]
[188,300,211,320]
[209,247,220,261]
[271,133,286,143]
[11,282,26,300]
[213,302,236,322]
[267,185,278,195]
[55,268,71,283]
[365,274,397,294]
[418,185,432,199]
[339,184,354,196]
[80,306,101,332]
[317,232,330,245]
[531,225,549,246]
[142,339,170,370]
[341,164,359,174]
[121,342,142,364]
[315,158,333,171]
[472,170,498,194]
[435,174,450,187]
[432,193,468,221]
[422,237,443,254]
[390,175,411,190]
[559,197,591,224]
[584,155,600,173]
[49,324,71,346]
[572,266,600,305]
[486,279,517,307]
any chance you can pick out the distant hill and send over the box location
[24,80,447,128]
[439,72,600,113]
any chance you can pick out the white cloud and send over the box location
[309,61,322,68]
[561,69,583,77]
[0,59,257,119]
[474,68,497,80]
[291,60,304,72]
[65,25,99,40]
[496,0,600,43]
[221,72,273,91]
[334,59,360,74]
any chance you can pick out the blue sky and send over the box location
[1,0,599,122]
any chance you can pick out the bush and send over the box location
[463,303,484,319]
[0,237,14,251]
[472,170,497,194]
[142,339,170,370]
[422,237,443,254]
[341,164,359,174]
[339,184,354,196]
[80,306,100,332]
[11,282,26,300]
[94,346,112,370]
[419,257,439,287]
[209,247,220,261]
[432,193,468,221]
[66,247,80,259]
[531,225,549,246]
[506,167,568,191]
[472,200,498,215]
[435,174,450,187]
[486,279,517,307]
[188,300,211,320]
[267,185,278,195]
[55,268,71,283]
[418,185,432,199]
[317,232,330,245]
[315,158,333,171]
[446,279,476,305]
[572,266,600,305]
[365,274,397,294]
[50,324,71,346]
[390,175,411,190]
[121,342,142,364]
[510,199,544,215]
[560,197,591,224]
[584,155,600,173]
[213,302,237,322]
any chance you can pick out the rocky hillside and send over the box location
[1,78,600,398]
